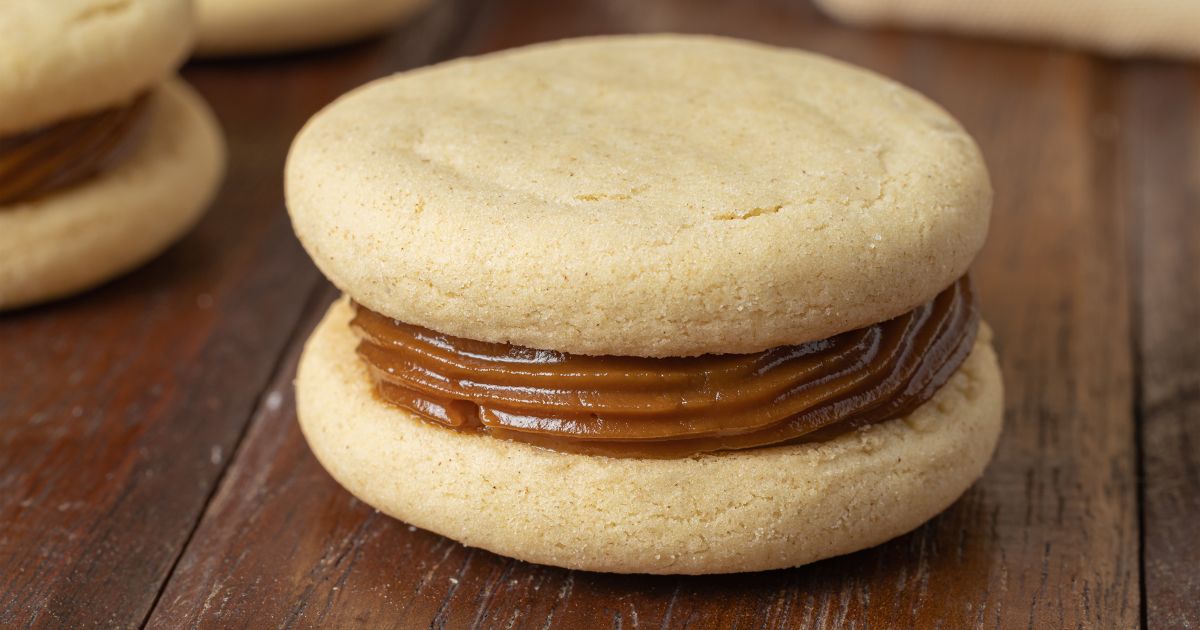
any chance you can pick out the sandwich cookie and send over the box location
[287,35,1003,574]
[195,0,432,57]
[0,0,224,310]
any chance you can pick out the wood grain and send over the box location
[0,3,478,627]
[5,0,1195,627]
[1124,63,1200,630]
[942,48,1140,629]
[144,0,1146,628]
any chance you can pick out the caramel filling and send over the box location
[0,93,152,206]
[351,276,978,458]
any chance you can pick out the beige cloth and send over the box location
[815,0,1200,59]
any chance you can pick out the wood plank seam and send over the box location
[1126,60,1151,630]
[141,4,492,627]
[1123,61,1200,630]
[135,275,322,629]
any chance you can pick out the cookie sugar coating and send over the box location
[287,35,992,357]
[0,0,192,134]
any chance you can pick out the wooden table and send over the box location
[2,0,1197,627]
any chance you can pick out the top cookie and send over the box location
[286,35,991,357]
[0,0,192,134]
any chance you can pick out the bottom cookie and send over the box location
[296,297,1004,574]
[0,78,225,310]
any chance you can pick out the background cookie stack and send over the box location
[0,0,225,310]
[815,0,1200,59]
[195,0,433,56]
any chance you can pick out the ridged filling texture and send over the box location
[350,276,978,458]
[0,92,152,206]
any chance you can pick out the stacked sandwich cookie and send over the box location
[0,0,225,310]
[195,0,432,56]
[287,35,1003,574]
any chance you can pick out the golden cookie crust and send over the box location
[0,79,225,310]
[296,298,1004,574]
[286,35,992,357]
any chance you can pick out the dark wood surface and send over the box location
[1,0,1196,627]
[1124,65,1200,630]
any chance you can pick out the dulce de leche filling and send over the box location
[351,276,978,458]
[0,92,152,206]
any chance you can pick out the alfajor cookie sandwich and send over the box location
[195,0,431,57]
[0,0,225,310]
[286,35,1003,575]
